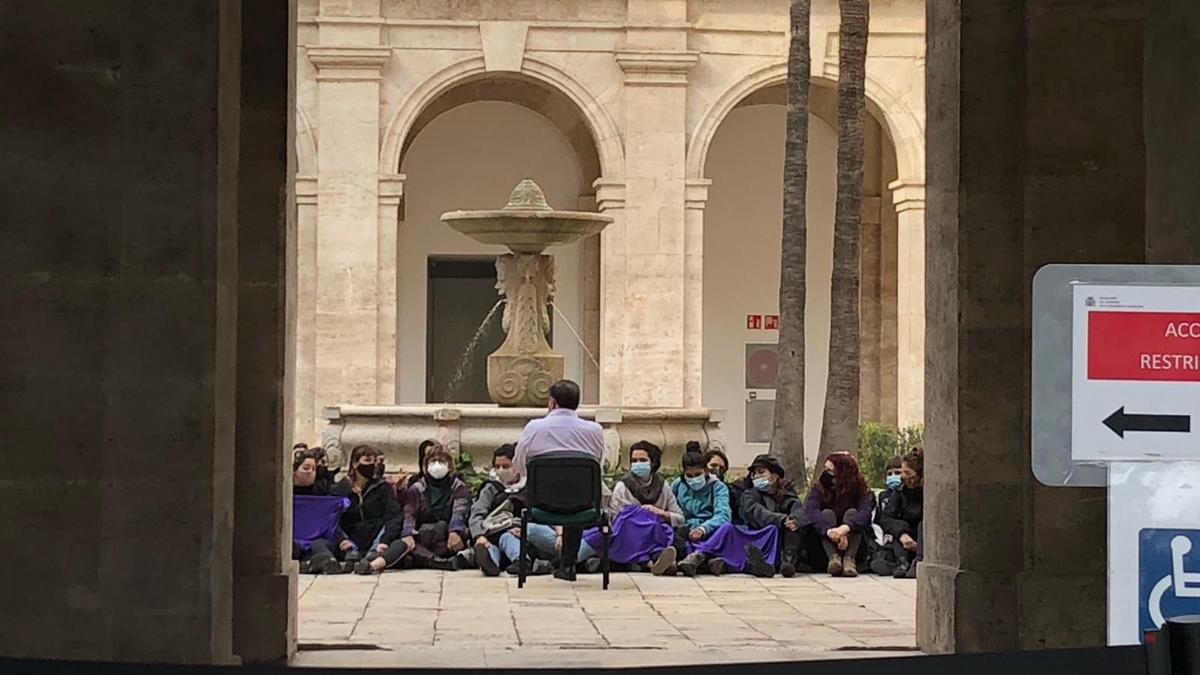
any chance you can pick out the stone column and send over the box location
[612,5,696,408]
[920,0,1144,653]
[377,173,404,403]
[891,179,925,427]
[684,179,711,408]
[295,175,318,442]
[309,41,390,419]
[596,179,627,406]
[579,195,602,405]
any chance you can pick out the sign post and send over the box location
[1033,265,1200,646]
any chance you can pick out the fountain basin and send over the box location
[440,210,611,254]
[320,404,727,474]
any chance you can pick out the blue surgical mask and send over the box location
[685,475,707,491]
[886,474,902,490]
[753,476,771,492]
[630,461,652,478]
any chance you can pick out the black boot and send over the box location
[429,556,459,572]
[744,545,775,578]
[677,552,707,577]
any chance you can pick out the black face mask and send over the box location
[316,466,331,481]
[820,471,834,490]
[356,464,376,481]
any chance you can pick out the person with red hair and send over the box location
[803,452,876,577]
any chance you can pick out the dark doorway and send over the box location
[426,257,505,403]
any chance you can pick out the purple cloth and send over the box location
[583,505,675,564]
[689,523,780,572]
[294,495,350,551]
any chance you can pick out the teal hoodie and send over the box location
[671,475,731,536]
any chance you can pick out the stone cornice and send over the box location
[684,178,712,210]
[378,173,406,206]
[593,178,626,211]
[307,46,391,81]
[615,50,699,86]
[888,179,926,213]
[296,175,318,205]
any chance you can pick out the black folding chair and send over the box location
[518,452,610,590]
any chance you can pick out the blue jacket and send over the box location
[671,476,731,536]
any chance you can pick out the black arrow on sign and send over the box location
[1102,406,1191,438]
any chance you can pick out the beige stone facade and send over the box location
[295,0,926,464]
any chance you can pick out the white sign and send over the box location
[1108,461,1200,645]
[1072,283,1200,461]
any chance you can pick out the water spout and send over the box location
[549,301,600,371]
[443,299,505,403]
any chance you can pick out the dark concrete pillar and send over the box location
[233,0,296,664]
[0,0,292,664]
[921,0,1144,653]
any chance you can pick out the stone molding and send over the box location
[307,46,391,81]
[593,177,627,211]
[684,178,712,211]
[615,49,699,86]
[295,175,318,205]
[378,173,406,207]
[889,179,926,213]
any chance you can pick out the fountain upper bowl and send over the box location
[441,209,614,254]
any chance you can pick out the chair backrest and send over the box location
[526,452,603,515]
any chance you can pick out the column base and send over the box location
[234,565,297,664]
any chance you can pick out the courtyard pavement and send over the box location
[294,569,918,668]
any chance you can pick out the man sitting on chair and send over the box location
[513,379,605,582]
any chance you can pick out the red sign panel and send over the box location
[746,314,762,330]
[765,314,780,330]
[1088,311,1200,382]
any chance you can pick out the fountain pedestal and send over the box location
[488,253,561,406]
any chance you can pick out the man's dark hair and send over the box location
[681,450,707,471]
[548,379,581,410]
[493,443,516,463]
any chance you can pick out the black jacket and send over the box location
[332,478,405,551]
[877,486,923,539]
[738,479,809,530]
[874,487,899,527]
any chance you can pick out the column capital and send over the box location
[378,173,406,206]
[615,50,699,86]
[593,177,626,211]
[684,178,712,210]
[296,175,318,205]
[888,179,926,213]
[307,46,391,82]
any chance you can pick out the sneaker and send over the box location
[475,543,500,577]
[706,558,727,576]
[354,559,374,575]
[892,560,910,579]
[677,552,705,577]
[429,556,458,572]
[650,547,678,576]
[827,556,844,577]
[456,548,476,570]
[553,567,577,582]
[343,549,362,563]
[744,545,775,578]
[298,559,313,575]
[871,556,896,576]
[582,557,603,575]
[843,557,858,578]
[780,560,796,578]
[528,559,553,576]
[319,557,344,575]
[906,561,917,579]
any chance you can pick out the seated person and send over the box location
[407,439,437,489]
[877,449,923,579]
[598,441,685,574]
[667,450,731,576]
[400,441,472,571]
[701,446,739,523]
[804,452,876,577]
[471,443,544,576]
[739,454,807,578]
[308,445,343,493]
[330,445,406,575]
[292,449,355,574]
[869,456,904,575]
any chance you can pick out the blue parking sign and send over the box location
[1139,528,1200,641]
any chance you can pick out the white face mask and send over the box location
[426,461,450,480]
[495,467,516,484]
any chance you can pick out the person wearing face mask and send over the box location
[738,454,809,578]
[400,441,472,571]
[469,443,541,576]
[664,450,731,576]
[876,449,923,579]
[327,445,406,575]
[804,452,876,577]
[598,441,686,575]
[868,457,904,576]
[702,446,740,523]
[292,449,356,574]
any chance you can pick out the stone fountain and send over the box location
[320,180,726,474]
[440,179,612,407]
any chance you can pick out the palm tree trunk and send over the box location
[770,0,811,482]
[819,0,870,464]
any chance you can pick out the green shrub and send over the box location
[857,422,924,489]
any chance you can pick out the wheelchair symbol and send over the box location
[1148,535,1200,628]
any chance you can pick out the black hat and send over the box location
[749,453,785,478]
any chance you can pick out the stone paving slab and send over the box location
[295,569,918,668]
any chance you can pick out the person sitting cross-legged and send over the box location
[738,454,808,578]
[400,441,472,571]
[868,456,904,575]
[592,441,685,574]
[877,448,923,579]
[331,445,407,575]
[292,449,357,574]
[804,452,876,577]
[666,450,731,576]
